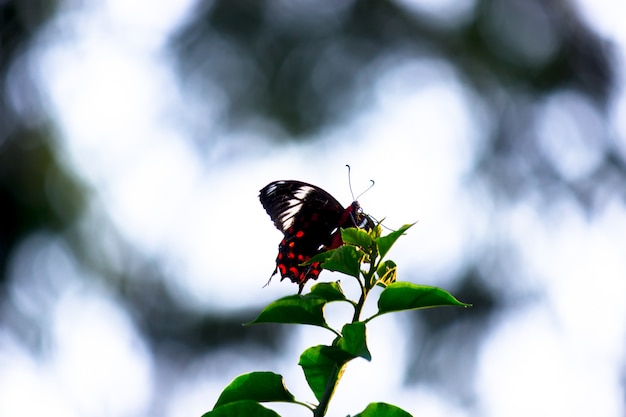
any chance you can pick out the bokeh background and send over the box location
[1,0,625,416]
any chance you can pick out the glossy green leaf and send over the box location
[317,245,363,278]
[375,223,415,260]
[203,400,281,417]
[247,295,328,327]
[353,402,413,417]
[335,321,371,361]
[299,345,351,402]
[341,227,375,250]
[214,372,295,408]
[309,281,347,302]
[377,282,471,315]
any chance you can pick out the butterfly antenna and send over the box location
[346,164,355,200]
[355,179,375,201]
[346,165,375,201]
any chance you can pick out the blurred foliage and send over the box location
[0,0,66,284]
[172,0,621,210]
[0,0,285,360]
[1,0,623,411]
[0,127,83,281]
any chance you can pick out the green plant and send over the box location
[201,223,470,417]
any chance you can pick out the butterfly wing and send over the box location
[259,180,366,292]
[259,180,344,234]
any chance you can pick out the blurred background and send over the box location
[1,0,625,416]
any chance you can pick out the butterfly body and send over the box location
[259,180,373,293]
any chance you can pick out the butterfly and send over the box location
[259,180,374,293]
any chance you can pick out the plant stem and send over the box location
[364,257,378,290]
[315,242,381,415]
[352,285,366,322]
[352,259,378,322]
[313,362,347,417]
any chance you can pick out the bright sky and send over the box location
[1,0,626,416]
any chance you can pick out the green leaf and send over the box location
[377,282,471,315]
[299,345,351,402]
[309,281,347,302]
[335,322,371,361]
[375,260,397,287]
[375,223,415,260]
[247,295,328,327]
[369,223,383,239]
[203,400,281,417]
[317,245,363,278]
[353,402,413,417]
[213,372,295,408]
[341,227,375,249]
